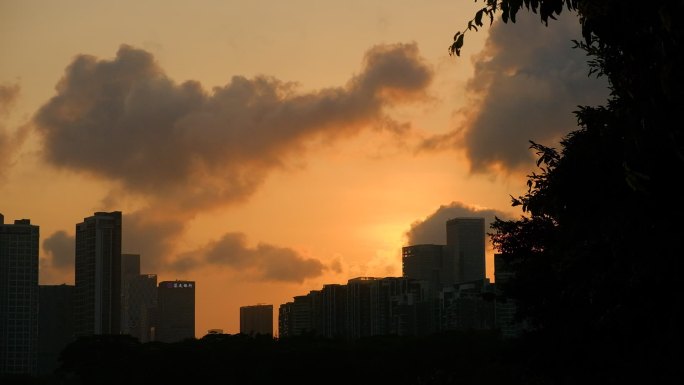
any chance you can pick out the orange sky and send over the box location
[0,1,607,335]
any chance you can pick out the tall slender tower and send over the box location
[446,217,485,283]
[120,253,140,334]
[74,211,122,336]
[0,215,39,375]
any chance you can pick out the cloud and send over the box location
[422,11,608,173]
[171,232,326,283]
[34,43,432,276]
[405,201,511,246]
[43,230,75,270]
[0,83,20,116]
[121,208,187,272]
[34,43,432,210]
[0,83,27,175]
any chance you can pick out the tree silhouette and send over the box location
[454,1,683,383]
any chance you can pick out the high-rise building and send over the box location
[120,253,140,334]
[37,284,74,375]
[346,277,378,340]
[0,215,39,375]
[291,295,313,336]
[440,279,495,331]
[157,280,195,342]
[239,304,273,336]
[402,244,452,287]
[446,217,486,283]
[278,302,293,338]
[74,211,122,336]
[494,253,522,338]
[321,284,347,339]
[124,274,157,342]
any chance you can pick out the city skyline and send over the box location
[1,209,492,342]
[1,1,608,336]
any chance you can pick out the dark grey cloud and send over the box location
[34,43,432,210]
[405,201,511,245]
[422,11,608,173]
[121,208,187,272]
[35,44,431,274]
[171,232,326,283]
[43,230,75,270]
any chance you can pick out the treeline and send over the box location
[12,331,528,385]
[5,327,675,384]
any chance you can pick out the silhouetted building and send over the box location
[120,253,156,342]
[308,290,323,336]
[0,215,39,375]
[440,279,495,331]
[382,277,436,336]
[240,304,273,336]
[402,244,451,288]
[157,280,195,342]
[321,284,347,339]
[74,211,122,336]
[278,302,293,338]
[37,284,74,375]
[494,253,522,338]
[346,277,378,339]
[446,217,485,283]
[125,274,157,342]
[291,295,313,336]
[120,253,140,334]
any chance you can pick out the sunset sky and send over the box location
[1,0,607,335]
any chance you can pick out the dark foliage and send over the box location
[454,1,683,383]
[22,332,524,385]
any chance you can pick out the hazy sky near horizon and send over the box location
[1,0,607,335]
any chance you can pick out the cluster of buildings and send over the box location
[0,211,196,376]
[277,218,520,340]
[2,211,520,377]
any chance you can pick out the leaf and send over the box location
[451,33,465,56]
[475,9,484,26]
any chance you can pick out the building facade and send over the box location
[278,302,293,338]
[156,280,195,342]
[120,253,140,335]
[321,284,347,339]
[446,217,486,284]
[125,274,157,342]
[37,284,74,375]
[0,215,39,375]
[494,253,523,338]
[239,304,273,336]
[74,211,122,336]
[402,244,451,288]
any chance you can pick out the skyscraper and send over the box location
[74,211,122,336]
[402,244,452,287]
[0,215,39,375]
[127,274,157,342]
[157,280,195,342]
[37,284,74,375]
[321,284,347,339]
[446,217,485,283]
[239,304,273,336]
[121,253,140,335]
[346,277,378,339]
